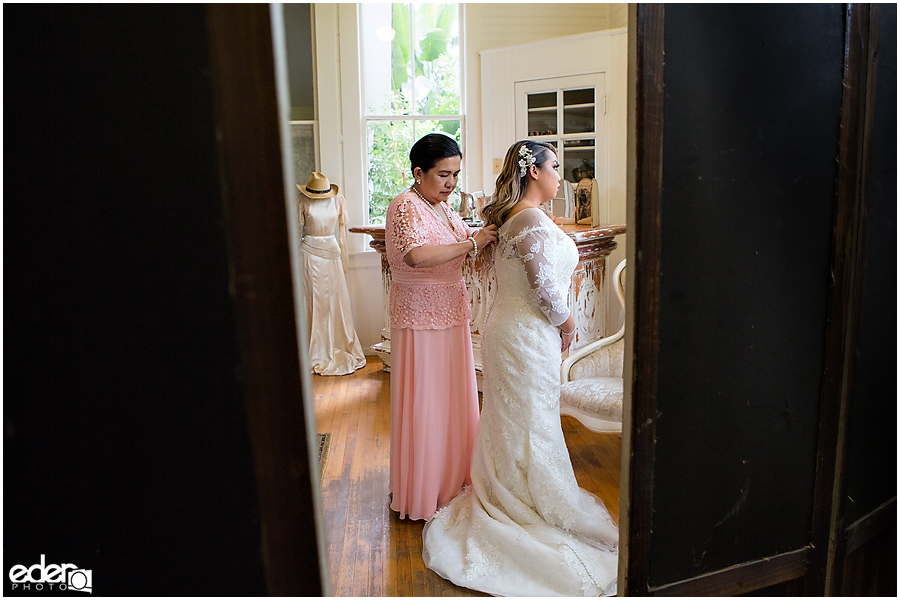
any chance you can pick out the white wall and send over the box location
[606,29,628,334]
[610,3,628,29]
[311,4,629,349]
[478,3,616,50]
[464,3,626,196]
[462,4,486,194]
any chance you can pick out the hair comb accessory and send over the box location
[518,145,536,178]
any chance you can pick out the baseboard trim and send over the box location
[649,547,811,596]
[845,496,897,554]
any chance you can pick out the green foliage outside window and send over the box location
[367,3,461,224]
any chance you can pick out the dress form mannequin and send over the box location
[296,172,366,376]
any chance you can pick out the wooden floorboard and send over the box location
[313,356,621,596]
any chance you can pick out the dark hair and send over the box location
[409,133,462,176]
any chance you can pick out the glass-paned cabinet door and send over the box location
[527,92,558,137]
[563,87,595,134]
[515,73,607,222]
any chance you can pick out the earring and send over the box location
[416,180,421,184]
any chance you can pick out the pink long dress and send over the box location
[385,190,480,521]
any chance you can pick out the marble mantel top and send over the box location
[558,223,627,242]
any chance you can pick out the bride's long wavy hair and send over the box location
[480,140,557,229]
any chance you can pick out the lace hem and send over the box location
[389,280,471,330]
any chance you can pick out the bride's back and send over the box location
[490,208,577,326]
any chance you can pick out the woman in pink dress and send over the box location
[385,133,499,521]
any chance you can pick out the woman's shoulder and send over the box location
[502,207,551,230]
[393,189,422,209]
[386,189,419,219]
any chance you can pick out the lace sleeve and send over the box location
[388,193,427,258]
[510,209,571,327]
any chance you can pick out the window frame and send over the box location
[360,2,466,225]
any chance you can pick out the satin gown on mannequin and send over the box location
[423,207,618,597]
[297,193,366,376]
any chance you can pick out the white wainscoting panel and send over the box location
[480,29,626,196]
[346,250,385,353]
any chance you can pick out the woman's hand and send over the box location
[471,224,499,252]
[558,316,576,353]
[402,225,499,268]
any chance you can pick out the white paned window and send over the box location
[360,3,463,224]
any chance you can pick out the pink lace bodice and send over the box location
[385,190,473,330]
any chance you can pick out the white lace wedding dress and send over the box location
[423,208,619,596]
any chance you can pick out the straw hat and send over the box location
[297,171,339,198]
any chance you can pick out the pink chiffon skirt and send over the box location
[389,324,480,521]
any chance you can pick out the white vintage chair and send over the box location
[559,260,626,433]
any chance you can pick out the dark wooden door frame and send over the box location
[622,4,882,596]
[808,3,884,595]
[205,4,329,596]
[620,3,664,595]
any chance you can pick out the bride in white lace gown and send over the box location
[422,141,619,596]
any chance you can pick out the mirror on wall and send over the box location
[284,4,318,181]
